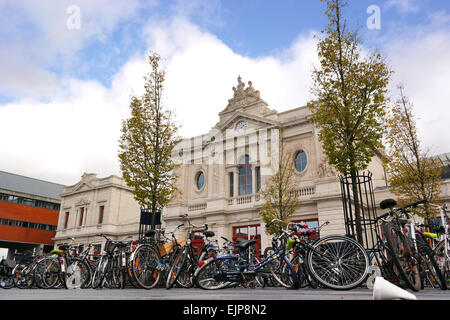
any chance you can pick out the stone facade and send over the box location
[53,173,141,251]
[162,76,389,250]
[52,77,450,253]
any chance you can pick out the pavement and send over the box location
[1,286,449,300]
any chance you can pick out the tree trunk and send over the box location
[350,168,364,245]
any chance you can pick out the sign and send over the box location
[140,210,161,226]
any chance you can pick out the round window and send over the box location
[295,151,307,173]
[196,172,205,190]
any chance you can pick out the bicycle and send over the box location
[412,221,447,290]
[287,220,330,289]
[367,198,423,291]
[157,225,188,286]
[391,200,447,291]
[271,219,369,290]
[193,218,300,290]
[36,240,91,289]
[166,214,209,289]
[91,234,132,289]
[0,257,16,289]
[426,203,450,286]
[11,250,41,289]
[131,225,185,289]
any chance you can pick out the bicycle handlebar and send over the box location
[376,199,428,222]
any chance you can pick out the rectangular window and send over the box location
[93,244,101,255]
[64,212,69,229]
[229,172,234,197]
[79,207,84,227]
[256,166,261,192]
[98,205,104,224]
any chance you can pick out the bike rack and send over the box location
[339,171,380,252]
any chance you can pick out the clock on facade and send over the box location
[235,120,248,132]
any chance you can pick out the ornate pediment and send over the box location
[75,197,90,207]
[219,76,273,118]
[215,111,279,132]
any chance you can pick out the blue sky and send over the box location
[2,0,449,95]
[0,0,449,184]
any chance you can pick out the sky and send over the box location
[0,0,449,186]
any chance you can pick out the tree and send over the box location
[307,0,392,243]
[259,143,300,236]
[118,52,179,229]
[384,86,442,219]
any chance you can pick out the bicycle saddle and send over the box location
[380,198,397,210]
[236,238,257,251]
[203,231,215,238]
[145,230,157,237]
[114,241,128,248]
[58,244,70,251]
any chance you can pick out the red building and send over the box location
[0,171,64,256]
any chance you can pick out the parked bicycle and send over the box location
[426,203,450,286]
[131,225,185,289]
[397,204,447,290]
[193,218,300,290]
[11,250,43,289]
[35,239,91,289]
[0,257,16,289]
[271,219,369,290]
[368,199,424,291]
[166,214,209,289]
[91,234,132,289]
[287,220,330,289]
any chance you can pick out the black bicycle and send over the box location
[367,199,424,291]
[91,234,132,289]
[165,214,209,289]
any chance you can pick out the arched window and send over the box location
[239,155,252,195]
[295,151,307,173]
[196,172,205,190]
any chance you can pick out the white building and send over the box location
[53,173,140,252]
[53,77,450,254]
[162,76,388,253]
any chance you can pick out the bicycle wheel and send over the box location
[166,247,187,289]
[132,245,161,289]
[0,275,15,289]
[34,257,61,289]
[92,256,108,289]
[176,255,195,288]
[416,233,447,290]
[307,235,369,290]
[13,264,34,289]
[105,257,124,289]
[291,254,318,289]
[434,239,450,286]
[384,224,421,291]
[270,254,299,289]
[194,257,232,290]
[241,255,266,289]
[65,258,91,289]
[263,247,282,287]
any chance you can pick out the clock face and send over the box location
[235,120,248,132]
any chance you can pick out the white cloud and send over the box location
[0,16,319,185]
[0,0,146,99]
[1,7,449,187]
[144,18,318,137]
[385,0,420,15]
[382,11,450,155]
